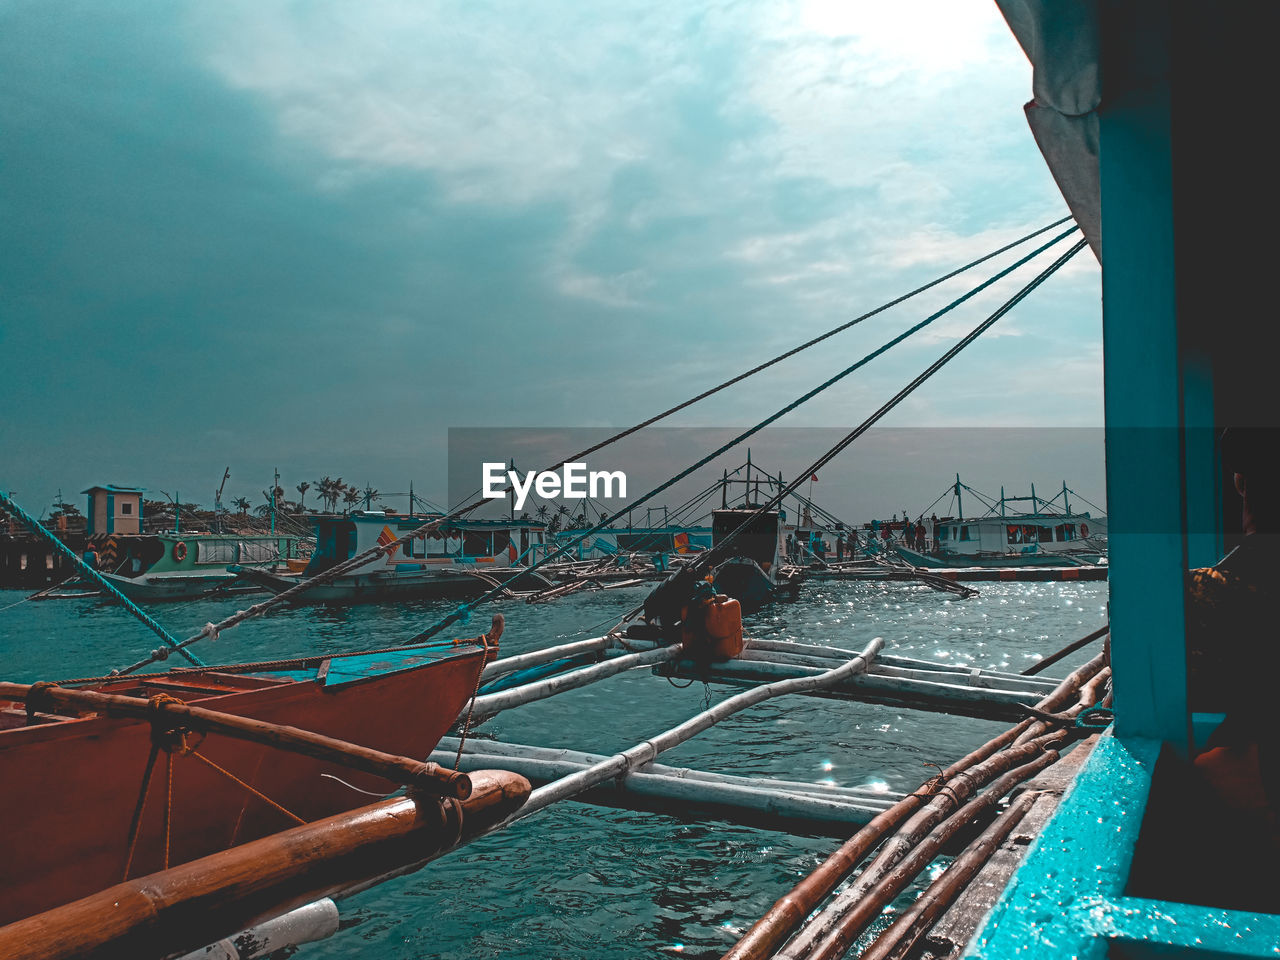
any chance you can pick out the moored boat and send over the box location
[709,506,803,614]
[95,532,306,600]
[0,628,495,925]
[233,510,549,603]
[893,479,1106,569]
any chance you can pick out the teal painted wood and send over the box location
[1098,6,1189,749]
[965,733,1280,959]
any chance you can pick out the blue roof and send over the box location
[81,485,145,494]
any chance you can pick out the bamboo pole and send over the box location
[479,635,616,683]
[734,650,1053,696]
[436,737,905,801]
[787,750,1060,960]
[468,643,683,716]
[0,769,530,960]
[0,682,472,799]
[433,751,893,830]
[501,638,884,824]
[855,791,1039,960]
[743,641,1059,688]
[718,650,1105,960]
[664,658,1040,719]
[1021,623,1109,676]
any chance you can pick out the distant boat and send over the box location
[893,480,1106,569]
[68,533,306,601]
[0,635,491,924]
[233,511,551,603]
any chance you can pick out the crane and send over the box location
[214,468,230,533]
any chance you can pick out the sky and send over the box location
[0,0,1103,521]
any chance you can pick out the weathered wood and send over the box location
[777,742,1062,959]
[921,736,1099,959]
[718,651,1106,960]
[857,790,1040,960]
[0,682,472,799]
[0,769,530,960]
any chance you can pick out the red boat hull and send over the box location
[0,647,483,925]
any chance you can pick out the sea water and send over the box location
[0,578,1107,958]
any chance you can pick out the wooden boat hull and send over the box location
[0,645,484,925]
[98,570,240,600]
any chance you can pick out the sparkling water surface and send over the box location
[0,578,1107,958]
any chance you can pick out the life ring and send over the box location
[172,541,188,562]
[1080,524,1089,538]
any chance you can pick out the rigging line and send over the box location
[117,220,1076,675]
[403,227,1081,642]
[688,239,1090,574]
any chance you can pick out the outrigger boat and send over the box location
[0,623,500,926]
[894,478,1106,569]
[97,532,305,600]
[34,532,307,601]
[234,511,550,603]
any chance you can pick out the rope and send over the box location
[183,749,307,826]
[452,629,502,771]
[0,491,202,667]
[405,225,1082,642]
[88,218,1077,676]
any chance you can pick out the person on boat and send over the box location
[903,519,916,548]
[1139,427,1280,911]
[82,545,98,569]
[914,518,927,552]
[785,533,795,563]
[835,532,845,561]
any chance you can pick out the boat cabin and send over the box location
[303,511,545,578]
[711,507,783,574]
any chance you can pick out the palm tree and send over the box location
[296,482,310,511]
[362,485,380,510]
[233,497,250,516]
[342,487,360,513]
[316,476,336,512]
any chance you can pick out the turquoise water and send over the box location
[0,578,1107,958]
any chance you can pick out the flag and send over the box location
[810,473,819,483]
[673,532,690,554]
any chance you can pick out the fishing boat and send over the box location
[0,629,496,925]
[92,532,306,600]
[893,479,1106,569]
[708,506,802,614]
[233,510,550,603]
